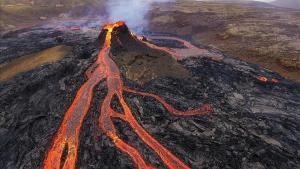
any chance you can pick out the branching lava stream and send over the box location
[43,21,213,169]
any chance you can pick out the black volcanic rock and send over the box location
[0,24,300,169]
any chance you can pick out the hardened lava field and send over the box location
[0,21,300,169]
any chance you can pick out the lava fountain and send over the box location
[43,21,215,169]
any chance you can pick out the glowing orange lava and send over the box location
[257,76,280,84]
[43,21,213,169]
[257,76,268,82]
[132,35,224,61]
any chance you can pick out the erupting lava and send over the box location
[43,21,213,169]
[257,76,280,84]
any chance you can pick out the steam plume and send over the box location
[106,0,172,32]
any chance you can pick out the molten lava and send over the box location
[43,21,213,169]
[258,76,268,82]
[141,36,223,61]
[257,76,280,84]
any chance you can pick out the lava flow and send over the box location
[43,21,213,169]
[138,35,224,61]
[257,76,280,84]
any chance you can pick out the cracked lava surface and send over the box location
[43,21,214,169]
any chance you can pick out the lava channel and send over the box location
[43,21,213,169]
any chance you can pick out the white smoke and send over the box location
[106,0,172,32]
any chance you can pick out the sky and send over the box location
[255,0,274,2]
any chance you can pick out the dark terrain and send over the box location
[0,21,300,169]
[148,1,300,83]
[1,1,299,83]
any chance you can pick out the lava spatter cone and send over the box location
[43,21,213,169]
[96,21,152,54]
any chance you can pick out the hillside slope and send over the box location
[271,0,300,9]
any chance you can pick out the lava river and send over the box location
[43,21,214,169]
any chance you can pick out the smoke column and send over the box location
[106,0,172,32]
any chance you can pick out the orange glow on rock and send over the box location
[257,76,268,82]
[43,21,213,169]
[271,79,279,83]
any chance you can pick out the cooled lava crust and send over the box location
[0,22,299,169]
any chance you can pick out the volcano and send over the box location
[44,21,214,169]
[0,22,300,169]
